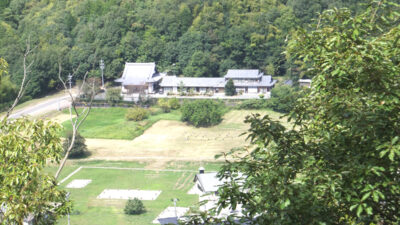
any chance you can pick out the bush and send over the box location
[125,107,149,121]
[63,131,89,158]
[181,100,225,127]
[168,98,180,110]
[158,98,170,112]
[158,98,180,112]
[106,88,122,103]
[225,79,236,96]
[124,198,146,215]
[268,85,307,113]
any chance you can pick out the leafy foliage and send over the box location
[3,0,396,99]
[224,79,236,96]
[158,98,171,112]
[125,107,150,121]
[168,97,180,110]
[0,58,16,110]
[0,0,370,99]
[158,97,180,113]
[181,100,225,127]
[63,131,89,159]
[235,99,269,110]
[268,84,306,113]
[105,88,122,103]
[0,118,71,224]
[193,2,400,224]
[124,198,146,215]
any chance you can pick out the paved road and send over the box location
[9,95,72,119]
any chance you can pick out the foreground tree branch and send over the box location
[1,47,72,225]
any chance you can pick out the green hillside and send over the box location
[0,0,385,100]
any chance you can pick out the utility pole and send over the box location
[171,198,179,219]
[68,73,72,90]
[66,192,71,225]
[100,59,105,89]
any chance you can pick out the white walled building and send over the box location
[114,62,164,94]
[115,63,276,96]
[160,69,276,94]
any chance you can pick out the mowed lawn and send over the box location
[83,109,290,161]
[62,108,181,139]
[46,161,221,225]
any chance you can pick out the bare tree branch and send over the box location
[55,61,94,179]
[5,40,36,119]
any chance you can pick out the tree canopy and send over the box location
[2,0,394,99]
[194,1,400,224]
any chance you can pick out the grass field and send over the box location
[82,109,289,161]
[62,108,181,139]
[46,161,222,225]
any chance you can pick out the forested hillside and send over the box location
[0,0,379,100]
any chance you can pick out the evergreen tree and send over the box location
[224,79,236,96]
[63,131,89,158]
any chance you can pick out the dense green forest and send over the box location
[0,0,383,101]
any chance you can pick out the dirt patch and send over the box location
[84,110,283,161]
[85,120,248,161]
[145,160,168,170]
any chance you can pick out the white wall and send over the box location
[121,86,127,94]
[148,83,154,93]
[248,87,258,93]
[163,87,173,93]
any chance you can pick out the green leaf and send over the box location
[372,191,379,202]
[361,192,370,201]
[280,199,291,209]
[356,205,363,217]
[391,136,399,144]
[365,207,373,215]
[350,204,358,211]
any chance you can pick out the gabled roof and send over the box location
[194,172,221,193]
[225,69,262,79]
[234,76,276,87]
[284,79,293,86]
[115,63,157,86]
[160,76,226,88]
[194,172,246,193]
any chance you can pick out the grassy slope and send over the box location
[62,108,181,140]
